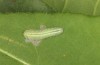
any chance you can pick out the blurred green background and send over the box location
[0,0,100,16]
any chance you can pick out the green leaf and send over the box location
[0,13,100,65]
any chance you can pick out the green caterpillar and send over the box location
[24,26,63,46]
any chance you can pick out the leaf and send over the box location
[0,13,100,65]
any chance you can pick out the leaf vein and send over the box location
[0,35,26,47]
[0,48,30,65]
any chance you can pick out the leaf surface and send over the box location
[0,13,100,65]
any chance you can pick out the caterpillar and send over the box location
[24,26,63,46]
